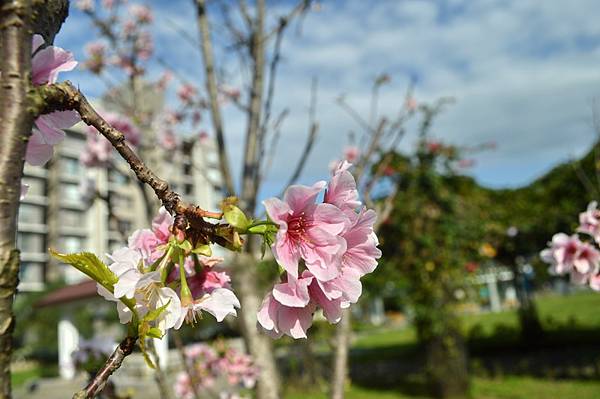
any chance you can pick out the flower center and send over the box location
[288,212,309,241]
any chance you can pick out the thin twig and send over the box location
[262,108,289,182]
[240,0,266,215]
[254,14,287,198]
[283,77,319,189]
[172,331,202,399]
[73,336,138,399]
[149,339,174,399]
[165,16,201,49]
[336,96,375,134]
[195,0,236,196]
[353,118,387,183]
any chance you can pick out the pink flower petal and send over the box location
[283,181,326,213]
[25,130,54,166]
[272,275,312,308]
[31,45,77,85]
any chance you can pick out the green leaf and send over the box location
[178,240,193,252]
[222,204,250,230]
[142,300,171,323]
[50,250,117,290]
[146,327,163,339]
[192,244,212,256]
[248,224,278,234]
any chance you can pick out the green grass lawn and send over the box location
[11,367,41,388]
[285,376,600,399]
[354,290,600,350]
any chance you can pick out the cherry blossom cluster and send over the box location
[76,0,154,77]
[174,342,258,399]
[98,207,240,335]
[541,201,600,290]
[257,162,381,339]
[26,35,79,167]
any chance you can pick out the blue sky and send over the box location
[56,0,600,200]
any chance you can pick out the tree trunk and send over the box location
[417,317,469,399]
[232,253,280,399]
[511,264,543,343]
[0,2,35,396]
[0,3,68,396]
[330,309,351,399]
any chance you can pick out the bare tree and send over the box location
[330,75,413,399]
[193,2,315,398]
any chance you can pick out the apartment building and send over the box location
[17,126,223,291]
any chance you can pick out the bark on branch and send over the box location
[195,0,236,197]
[0,1,35,397]
[72,336,138,399]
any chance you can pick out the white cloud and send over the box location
[58,0,600,198]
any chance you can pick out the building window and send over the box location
[61,236,85,253]
[184,183,193,195]
[18,204,45,225]
[109,169,128,185]
[62,183,81,202]
[17,233,45,253]
[20,262,44,284]
[110,193,133,209]
[21,177,45,197]
[62,157,81,177]
[61,209,83,227]
[118,220,132,234]
[183,162,192,175]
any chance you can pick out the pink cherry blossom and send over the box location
[80,134,113,167]
[578,201,600,242]
[257,292,316,339]
[177,84,198,104]
[343,146,360,163]
[176,288,240,327]
[324,161,361,216]
[130,4,153,23]
[263,181,348,281]
[541,232,600,286]
[90,111,140,147]
[31,35,77,86]
[540,233,582,275]
[175,343,257,399]
[26,36,79,166]
[156,71,172,91]
[159,130,178,151]
[26,111,80,166]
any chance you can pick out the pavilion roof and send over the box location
[36,279,99,307]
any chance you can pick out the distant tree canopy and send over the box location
[367,140,599,302]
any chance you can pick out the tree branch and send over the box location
[254,14,287,198]
[283,78,319,188]
[73,335,138,399]
[0,1,35,397]
[173,331,201,399]
[240,0,266,215]
[195,0,236,197]
[33,82,225,229]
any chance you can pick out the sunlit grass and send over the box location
[285,377,600,399]
[354,290,600,350]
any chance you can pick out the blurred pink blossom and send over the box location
[129,4,153,23]
[343,146,360,163]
